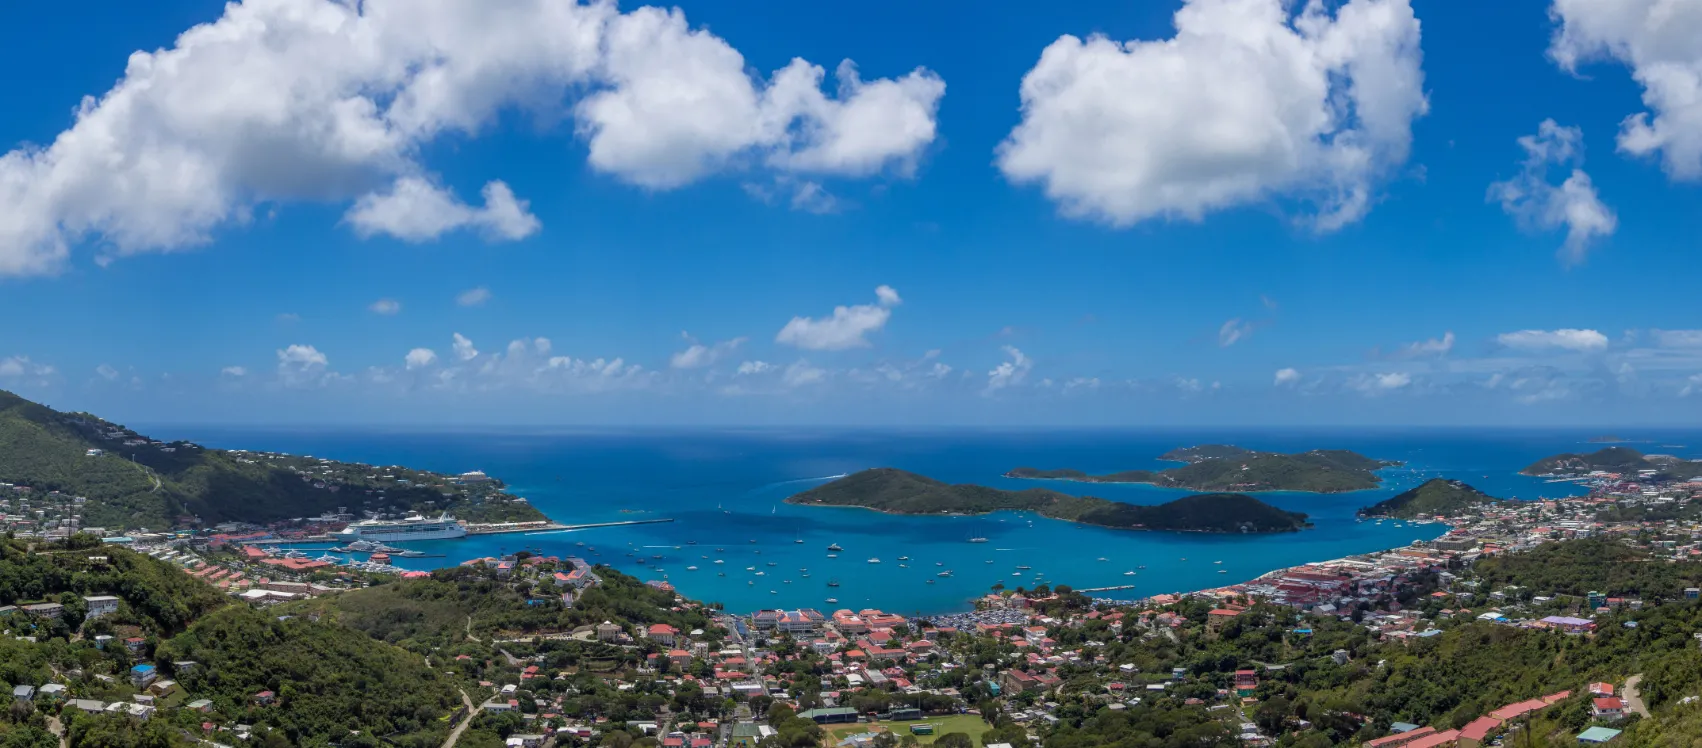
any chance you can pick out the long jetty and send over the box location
[1077,584,1138,593]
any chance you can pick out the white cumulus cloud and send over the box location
[276,344,330,387]
[1487,119,1616,265]
[1496,328,1609,353]
[405,348,439,369]
[670,334,747,369]
[997,0,1427,230]
[781,360,827,388]
[0,0,944,276]
[776,286,902,351]
[1549,0,1702,180]
[452,333,479,361]
[1652,329,1702,349]
[736,360,774,376]
[369,298,402,315]
[1274,367,1301,386]
[1396,331,1454,358]
[95,364,120,381]
[221,366,247,377]
[1218,318,1255,347]
[346,178,540,243]
[984,345,1033,395]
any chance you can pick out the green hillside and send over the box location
[1521,446,1702,479]
[1010,445,1400,493]
[0,389,545,529]
[1358,478,1502,519]
[790,468,1310,533]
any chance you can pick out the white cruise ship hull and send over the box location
[335,525,467,542]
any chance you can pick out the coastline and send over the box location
[782,496,1310,535]
[1001,472,1383,494]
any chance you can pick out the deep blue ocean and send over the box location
[143,427,1702,615]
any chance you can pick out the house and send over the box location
[1458,716,1503,747]
[1591,697,1625,721]
[798,707,860,724]
[83,595,121,619]
[1233,670,1259,697]
[1365,725,1437,748]
[648,623,680,646]
[1589,683,1614,697]
[1539,616,1596,634]
[186,699,214,712]
[38,684,66,701]
[597,621,622,641]
[22,602,64,619]
[505,736,545,748]
[68,699,107,714]
[11,685,33,702]
[668,649,694,669]
[254,690,276,705]
[130,664,157,688]
[1206,609,1242,633]
[124,637,147,654]
[1577,726,1623,744]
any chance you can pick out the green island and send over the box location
[0,389,546,530]
[788,468,1311,533]
[1521,446,1702,480]
[1356,478,1503,519]
[1006,444,1401,493]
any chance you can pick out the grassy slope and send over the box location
[1521,446,1702,479]
[1009,446,1397,493]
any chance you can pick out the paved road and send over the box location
[1624,674,1652,718]
[442,689,479,748]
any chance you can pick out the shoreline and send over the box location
[1001,472,1383,494]
[782,497,1309,535]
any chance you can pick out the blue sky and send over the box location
[1,0,1699,426]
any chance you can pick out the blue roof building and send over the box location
[1577,726,1622,743]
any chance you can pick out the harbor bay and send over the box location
[161,426,1673,614]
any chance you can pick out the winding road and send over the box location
[1624,674,1652,719]
[442,689,479,748]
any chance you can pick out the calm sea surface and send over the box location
[144,427,1702,615]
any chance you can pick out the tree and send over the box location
[934,734,973,748]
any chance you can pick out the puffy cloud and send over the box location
[1353,371,1411,393]
[1549,0,1702,180]
[1487,120,1616,265]
[997,0,1427,230]
[0,356,55,379]
[776,286,901,350]
[984,345,1033,395]
[95,363,120,381]
[369,298,402,315]
[451,333,479,361]
[405,348,439,369]
[1396,331,1454,358]
[456,286,492,307]
[276,344,330,386]
[781,360,827,387]
[736,360,774,376]
[221,366,248,377]
[1652,329,1702,349]
[670,334,747,369]
[1218,318,1254,347]
[0,0,944,276]
[1274,367,1301,386]
[345,178,540,243]
[1496,328,1609,352]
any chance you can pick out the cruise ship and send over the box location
[334,514,466,542]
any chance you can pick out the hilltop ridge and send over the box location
[1007,445,1401,493]
[0,389,546,530]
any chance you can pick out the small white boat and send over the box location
[898,556,911,561]
[1124,571,1136,576]
[868,558,881,564]
[686,566,698,571]
[827,554,838,559]
[755,571,766,576]
[1096,557,1108,562]
[826,598,838,604]
[714,559,724,565]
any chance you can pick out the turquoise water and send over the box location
[154,427,1700,614]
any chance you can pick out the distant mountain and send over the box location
[1358,479,1501,519]
[790,468,1310,533]
[1520,447,1702,480]
[0,389,545,530]
[1008,445,1400,493]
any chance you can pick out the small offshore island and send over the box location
[788,468,1311,533]
[1006,444,1401,493]
[1357,478,1503,520]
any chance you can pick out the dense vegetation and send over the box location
[0,389,545,529]
[1357,478,1502,519]
[0,535,227,635]
[1521,446,1702,479]
[791,469,1310,533]
[158,605,460,747]
[1008,446,1399,493]
[1474,537,1702,599]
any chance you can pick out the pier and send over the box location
[465,518,675,535]
[1076,584,1139,593]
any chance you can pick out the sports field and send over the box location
[825,714,991,747]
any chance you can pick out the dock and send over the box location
[1077,584,1138,593]
[465,518,675,536]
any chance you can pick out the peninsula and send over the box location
[1357,478,1502,519]
[1521,446,1702,480]
[1007,445,1400,493]
[0,389,548,530]
[788,468,1310,533]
